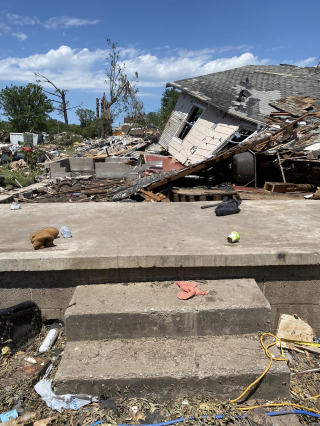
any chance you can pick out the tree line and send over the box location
[0,39,179,138]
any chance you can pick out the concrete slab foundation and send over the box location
[0,201,319,329]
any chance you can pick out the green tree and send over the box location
[146,110,162,129]
[0,84,54,132]
[159,88,179,124]
[76,108,96,128]
[44,118,66,135]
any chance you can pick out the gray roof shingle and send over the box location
[167,65,320,124]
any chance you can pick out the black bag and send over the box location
[215,196,242,216]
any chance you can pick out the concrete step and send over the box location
[65,279,271,341]
[54,334,290,401]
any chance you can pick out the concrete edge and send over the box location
[0,250,320,272]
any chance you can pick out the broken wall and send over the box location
[160,93,243,165]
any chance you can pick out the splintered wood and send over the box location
[139,189,169,202]
[269,96,317,117]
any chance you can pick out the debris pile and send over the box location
[74,135,151,158]
[2,96,320,204]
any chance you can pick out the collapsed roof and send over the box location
[167,65,320,124]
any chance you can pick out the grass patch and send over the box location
[0,165,41,188]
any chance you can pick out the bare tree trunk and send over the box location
[96,98,100,118]
[61,93,69,132]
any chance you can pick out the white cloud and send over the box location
[0,45,269,92]
[6,13,100,29]
[11,32,27,41]
[295,57,316,67]
[6,13,38,25]
[42,16,100,29]
[0,23,11,33]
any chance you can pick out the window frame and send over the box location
[176,103,206,141]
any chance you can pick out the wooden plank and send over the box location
[269,100,304,117]
[140,189,165,202]
[264,182,314,193]
[172,189,237,196]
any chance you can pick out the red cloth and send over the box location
[176,281,209,300]
[22,147,32,152]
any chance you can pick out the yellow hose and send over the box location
[230,333,320,415]
[231,333,287,403]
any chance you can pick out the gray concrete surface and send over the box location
[54,334,290,401]
[69,158,95,173]
[95,161,134,178]
[1,201,320,327]
[0,200,319,272]
[66,280,271,341]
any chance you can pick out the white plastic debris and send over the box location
[10,202,21,210]
[60,226,72,238]
[34,365,98,412]
[39,328,59,353]
[130,406,139,417]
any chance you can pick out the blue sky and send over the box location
[0,0,319,126]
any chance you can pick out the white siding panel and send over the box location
[169,105,240,165]
[159,93,193,149]
[161,96,244,164]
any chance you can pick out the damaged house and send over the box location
[159,64,320,165]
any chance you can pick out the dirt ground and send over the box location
[1,327,320,426]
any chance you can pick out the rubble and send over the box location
[1,95,320,206]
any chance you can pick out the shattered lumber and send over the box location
[139,189,169,202]
[110,112,313,201]
[146,113,311,191]
[264,182,315,193]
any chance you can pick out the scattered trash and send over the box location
[129,406,139,419]
[29,227,59,250]
[0,301,42,348]
[284,352,293,365]
[34,368,98,413]
[1,346,11,356]
[215,197,242,217]
[13,354,51,381]
[276,313,316,345]
[10,159,28,171]
[10,202,21,210]
[60,226,72,239]
[0,409,18,422]
[227,231,240,243]
[176,281,209,300]
[39,323,61,353]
